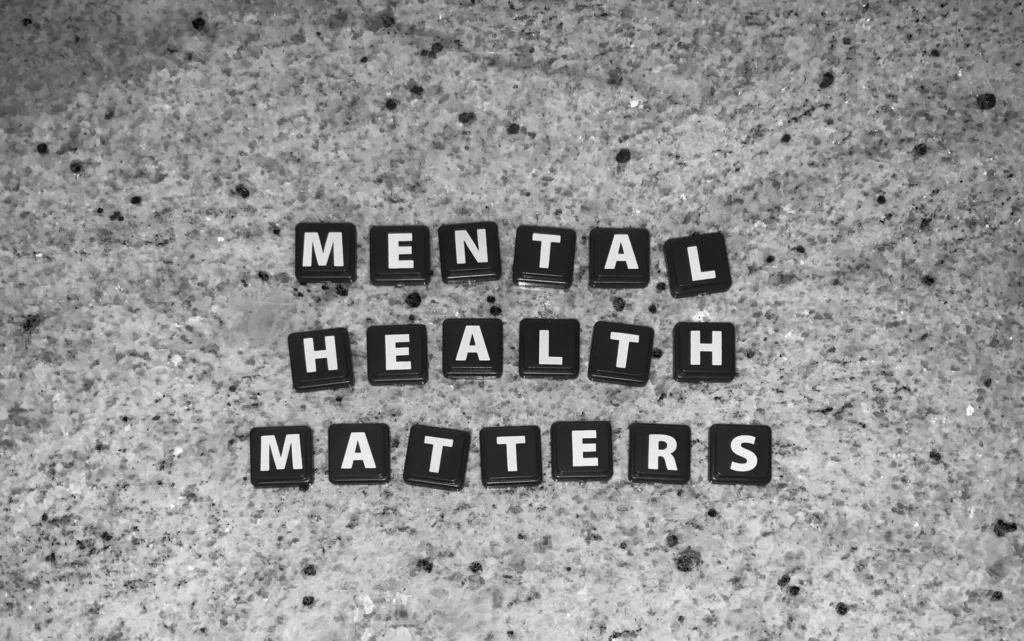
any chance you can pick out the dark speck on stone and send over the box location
[665,534,678,547]
[991,591,1003,601]
[976,93,996,110]
[410,85,423,95]
[469,561,482,573]
[235,184,250,198]
[612,297,625,312]
[70,160,83,174]
[929,450,942,462]
[794,245,805,253]
[984,378,992,387]
[486,295,496,303]
[101,532,112,541]
[258,271,270,282]
[22,314,43,333]
[23,18,32,26]
[781,134,791,143]
[842,37,851,45]
[37,143,48,154]
[301,596,314,606]
[508,632,514,638]
[385,98,398,110]
[707,508,717,517]
[766,255,775,263]
[458,112,476,124]
[489,305,502,316]
[303,564,316,576]
[789,586,801,596]
[930,49,940,57]
[130,196,142,205]
[192,17,205,31]
[674,547,702,572]
[431,42,443,54]
[819,71,835,89]
[405,292,422,308]
[416,558,433,573]
[920,217,932,231]
[836,602,849,614]
[652,348,663,359]
[913,143,928,156]
[335,285,348,296]
[507,123,520,135]
[656,282,666,292]
[994,519,1018,537]
[360,56,368,63]
[877,195,887,204]
[648,304,657,313]
[922,275,935,286]
[615,149,631,163]
[110,211,124,221]
[272,226,281,235]
[778,575,790,587]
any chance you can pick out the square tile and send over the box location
[664,232,732,298]
[403,424,471,491]
[442,318,503,379]
[366,325,429,385]
[588,227,650,288]
[587,321,654,386]
[287,328,354,392]
[438,222,501,283]
[294,222,357,284]
[708,424,772,486]
[550,421,613,481]
[250,425,314,487]
[518,319,580,379]
[673,322,736,382]
[479,425,543,487]
[328,423,390,484]
[511,225,576,289]
[369,225,431,285]
[628,423,691,484]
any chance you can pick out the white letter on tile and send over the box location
[538,330,562,365]
[571,430,598,467]
[423,436,454,474]
[609,332,640,368]
[388,232,414,269]
[384,334,411,370]
[340,432,376,469]
[495,435,526,472]
[455,325,489,361]
[303,336,337,373]
[648,435,678,471]
[604,234,639,270]
[532,233,561,269]
[687,245,716,281]
[261,434,302,471]
[730,435,757,472]
[690,330,722,366]
[454,228,488,264]
[303,231,344,267]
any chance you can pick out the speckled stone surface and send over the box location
[2,0,1023,639]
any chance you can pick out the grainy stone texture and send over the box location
[1,0,1022,639]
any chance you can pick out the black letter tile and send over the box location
[403,424,471,491]
[664,232,732,298]
[479,425,543,487]
[550,421,613,481]
[250,425,314,487]
[287,328,354,391]
[438,222,501,283]
[511,225,576,289]
[588,227,650,288]
[673,322,736,382]
[708,424,772,486]
[294,222,357,284]
[628,423,690,485]
[518,318,580,379]
[442,318,503,379]
[366,325,428,385]
[587,321,654,386]
[369,225,431,285]
[328,423,390,484]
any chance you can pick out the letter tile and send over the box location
[287,327,354,391]
[366,325,428,385]
[479,425,543,487]
[672,322,736,382]
[328,423,390,484]
[438,222,501,283]
[250,425,314,487]
[511,225,576,289]
[663,232,732,298]
[442,318,503,379]
[294,222,357,284]
[369,225,431,285]
[588,227,650,288]
[518,319,580,379]
[550,421,613,481]
[403,424,471,491]
[627,423,690,484]
[587,321,654,386]
[708,424,772,486]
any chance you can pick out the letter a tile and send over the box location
[328,423,390,484]
[708,424,772,486]
[250,425,314,488]
[628,423,690,485]
[588,227,650,289]
[664,232,732,298]
[287,328,354,391]
[295,222,357,284]
[442,318,503,379]
[403,424,470,491]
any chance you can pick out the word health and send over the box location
[295,222,732,295]
[288,320,736,391]
[250,422,772,491]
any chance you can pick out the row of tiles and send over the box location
[250,422,773,490]
[288,320,737,391]
[295,223,733,296]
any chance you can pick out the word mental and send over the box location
[295,222,732,295]
[288,320,736,390]
[250,422,772,490]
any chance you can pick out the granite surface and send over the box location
[2,0,1023,639]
